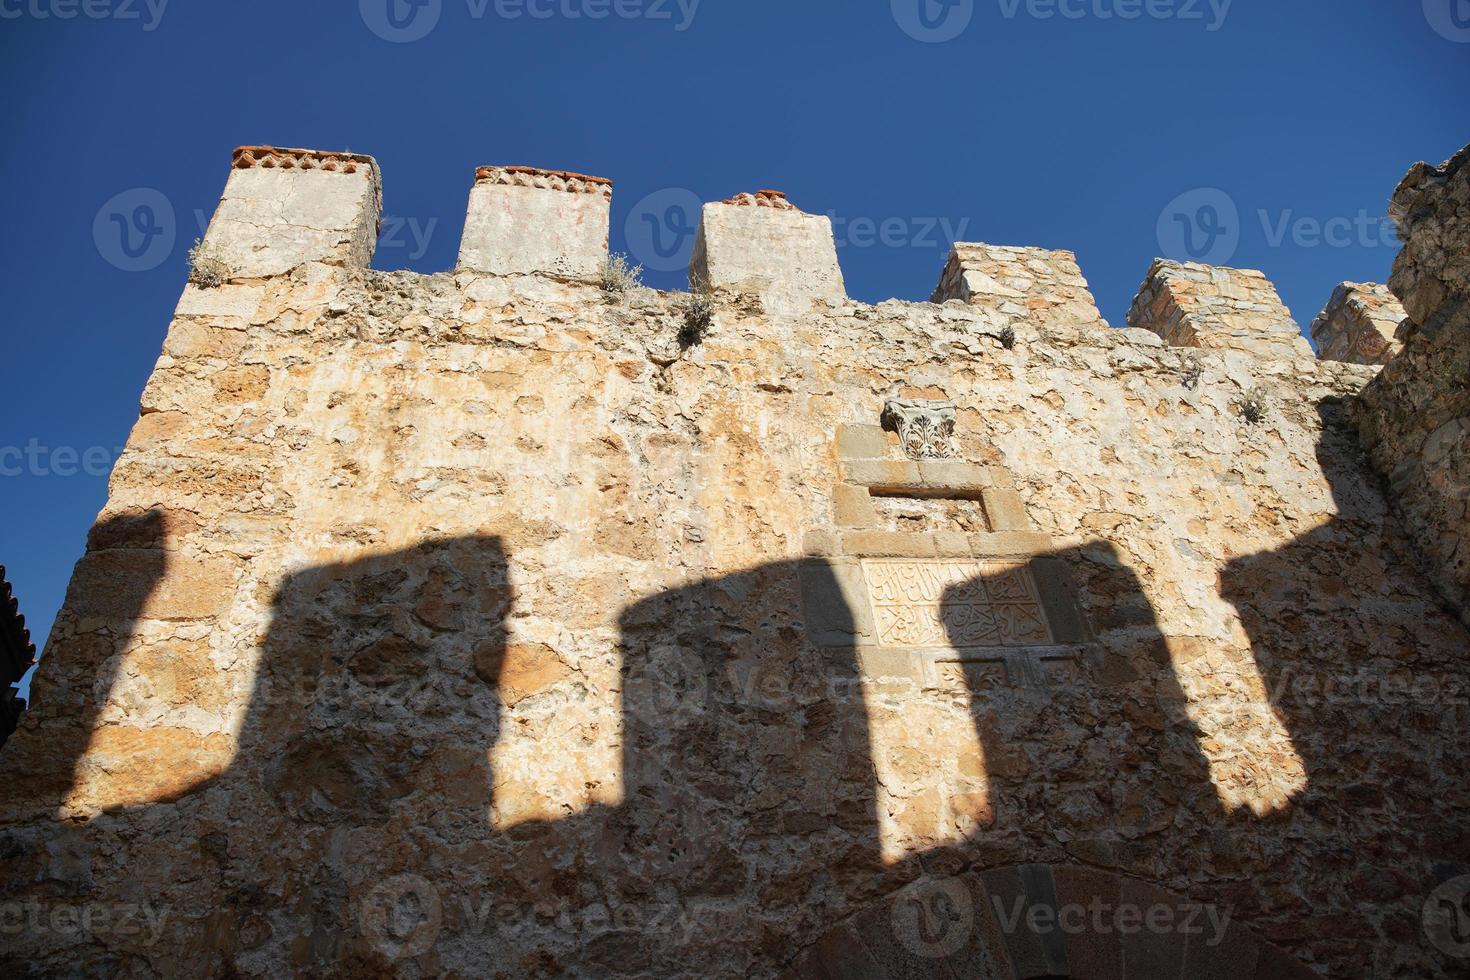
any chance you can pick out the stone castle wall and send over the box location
[2,148,1469,979]
[1357,144,1470,627]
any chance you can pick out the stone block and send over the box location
[66,549,238,623]
[1050,865,1124,980]
[458,166,611,279]
[836,423,890,460]
[932,532,972,557]
[1309,282,1407,365]
[690,191,845,311]
[798,559,876,646]
[1126,258,1314,359]
[844,459,922,491]
[982,487,1031,531]
[200,147,381,279]
[175,283,268,320]
[932,242,1107,331]
[832,484,877,527]
[968,532,1054,557]
[1117,877,1186,978]
[1388,143,1470,335]
[976,864,1070,978]
[917,460,995,494]
[1031,557,1093,644]
[839,531,938,558]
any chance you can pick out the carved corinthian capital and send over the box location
[882,399,958,460]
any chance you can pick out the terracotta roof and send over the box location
[474,166,613,199]
[721,189,797,211]
[232,145,378,176]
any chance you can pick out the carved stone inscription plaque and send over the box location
[862,559,1052,648]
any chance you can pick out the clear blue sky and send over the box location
[1,1,1466,689]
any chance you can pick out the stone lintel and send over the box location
[842,459,1012,497]
[458,165,612,279]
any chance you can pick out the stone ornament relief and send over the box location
[882,398,958,460]
[862,559,1052,648]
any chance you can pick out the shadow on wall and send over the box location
[7,408,1470,977]
[0,510,170,818]
[2,540,891,977]
[1217,397,1470,971]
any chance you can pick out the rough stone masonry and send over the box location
[1,142,1469,979]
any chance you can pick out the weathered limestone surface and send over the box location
[1310,282,1408,365]
[457,166,612,279]
[200,146,382,279]
[1357,145,1470,626]
[932,242,1107,331]
[689,190,845,313]
[1128,259,1316,359]
[2,148,1469,980]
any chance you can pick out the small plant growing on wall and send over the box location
[998,325,1016,350]
[599,252,643,300]
[187,239,233,289]
[1181,356,1203,391]
[679,278,713,350]
[1239,386,1270,424]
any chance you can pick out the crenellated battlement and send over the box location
[191,145,1423,367]
[932,242,1107,331]
[1126,258,1314,359]
[1310,281,1408,365]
